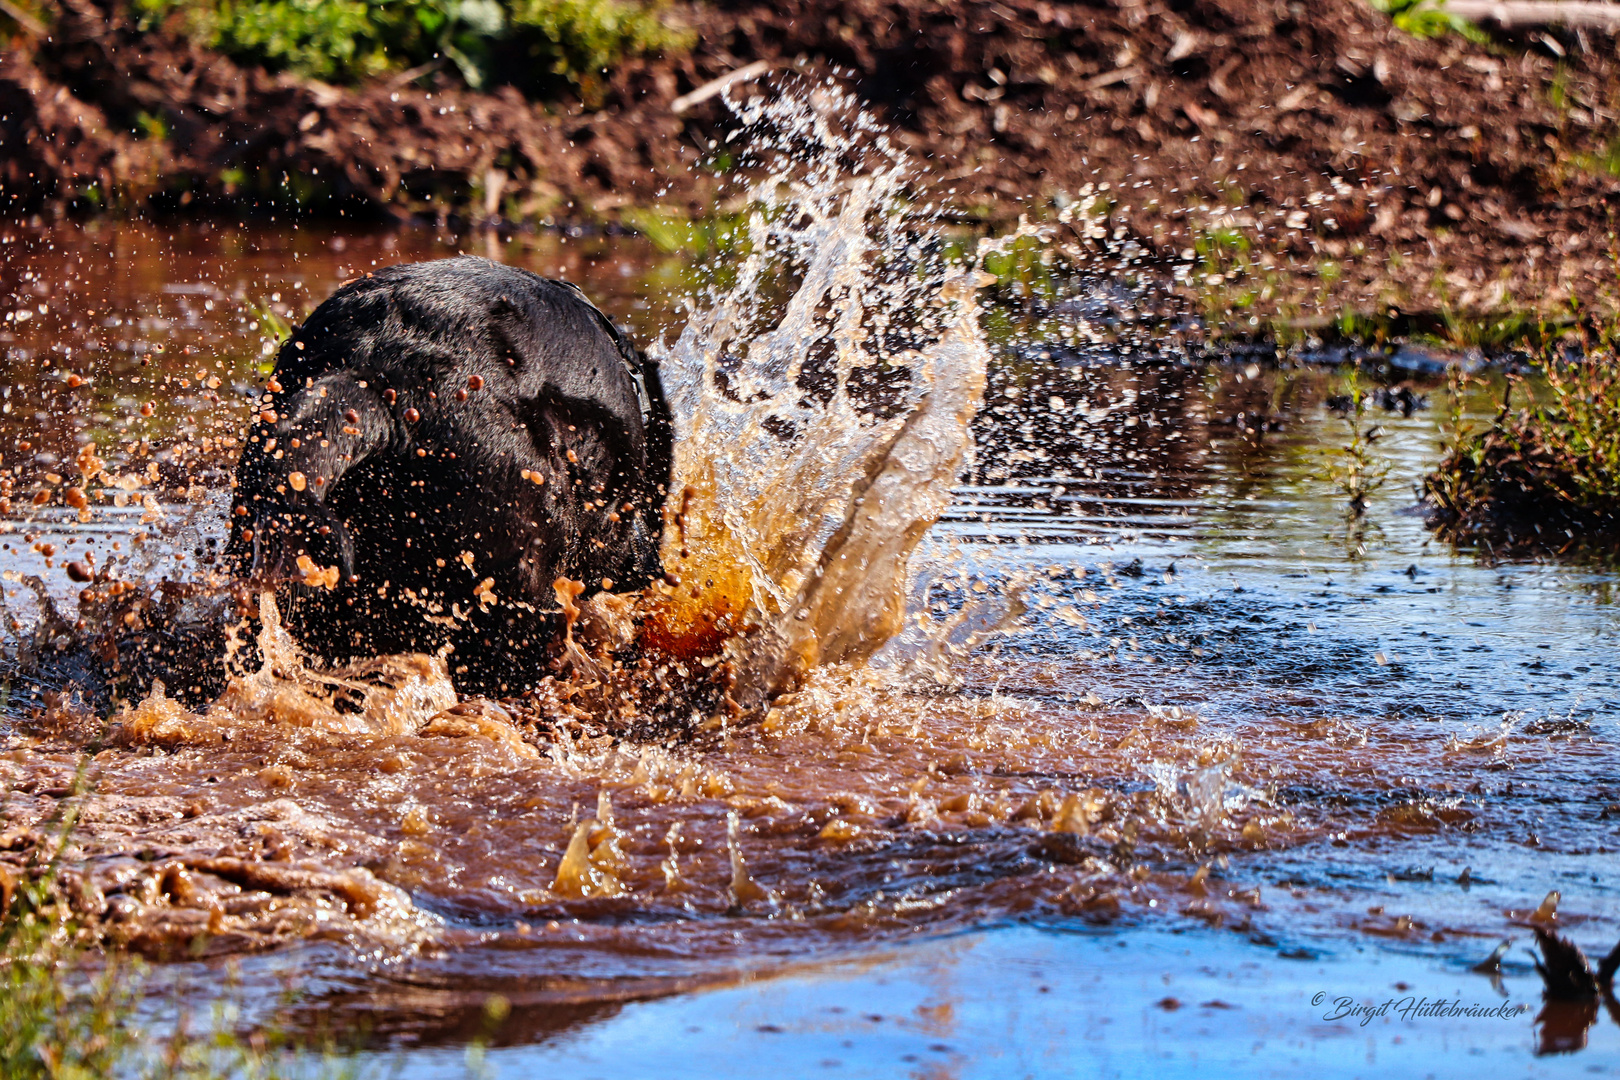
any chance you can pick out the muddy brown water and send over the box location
[2,220,1619,1076]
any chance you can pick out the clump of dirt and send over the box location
[6,0,1620,311]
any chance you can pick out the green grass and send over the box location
[131,0,692,101]
[619,206,747,256]
[979,233,1066,304]
[0,767,138,1080]
[1321,364,1390,520]
[1425,352,1620,553]
[1369,0,1491,44]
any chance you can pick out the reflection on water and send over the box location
[335,927,1620,1077]
[3,206,1620,1074]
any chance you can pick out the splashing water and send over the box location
[648,84,1003,708]
[111,592,457,744]
[5,85,1019,735]
[10,92,1620,1067]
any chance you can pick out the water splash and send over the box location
[648,84,1003,707]
[110,593,457,745]
[8,85,1109,753]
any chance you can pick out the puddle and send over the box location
[340,926,1618,1078]
[3,105,1620,1071]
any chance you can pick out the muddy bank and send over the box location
[6,0,1620,315]
[700,0,1620,317]
[0,0,708,221]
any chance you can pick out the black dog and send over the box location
[224,257,672,693]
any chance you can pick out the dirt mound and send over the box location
[2,0,712,220]
[6,0,1620,313]
[685,0,1620,314]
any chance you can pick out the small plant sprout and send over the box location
[1323,362,1391,519]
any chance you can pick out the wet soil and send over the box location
[8,0,1620,315]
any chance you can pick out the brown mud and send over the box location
[0,645,1586,966]
[7,0,1620,316]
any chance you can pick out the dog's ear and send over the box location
[490,293,521,321]
[227,496,355,584]
[637,349,674,500]
[225,372,390,586]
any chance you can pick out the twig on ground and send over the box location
[672,59,776,115]
[1447,0,1620,29]
[0,0,46,36]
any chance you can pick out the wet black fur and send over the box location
[223,257,672,693]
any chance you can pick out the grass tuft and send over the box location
[1322,363,1391,519]
[0,764,136,1079]
[0,763,364,1079]
[1369,0,1491,45]
[131,0,692,100]
[1424,354,1620,554]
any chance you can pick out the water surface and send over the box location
[3,217,1619,1075]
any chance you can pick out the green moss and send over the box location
[1573,135,1620,179]
[131,0,692,100]
[1368,0,1491,44]
[134,110,170,142]
[1433,307,1548,352]
[980,234,1064,303]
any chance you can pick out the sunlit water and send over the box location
[2,121,1620,1072]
